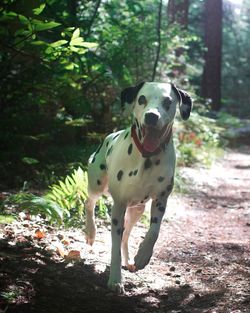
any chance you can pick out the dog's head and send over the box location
[121,82,193,152]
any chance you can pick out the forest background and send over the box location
[0,0,249,195]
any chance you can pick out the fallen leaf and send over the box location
[61,238,70,245]
[34,229,46,239]
[65,250,81,260]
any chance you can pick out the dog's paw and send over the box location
[85,224,96,246]
[107,280,125,294]
[134,250,152,270]
[126,263,136,272]
[85,234,95,246]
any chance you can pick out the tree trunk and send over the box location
[167,0,189,28]
[201,0,223,111]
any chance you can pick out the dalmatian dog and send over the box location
[85,82,192,293]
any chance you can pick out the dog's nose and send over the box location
[144,112,159,126]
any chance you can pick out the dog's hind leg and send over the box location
[121,205,145,271]
[85,142,108,245]
[85,194,99,245]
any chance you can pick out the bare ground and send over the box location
[0,147,250,313]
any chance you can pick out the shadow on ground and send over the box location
[0,237,228,313]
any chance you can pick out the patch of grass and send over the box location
[0,215,15,224]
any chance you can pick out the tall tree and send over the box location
[201,0,222,111]
[167,0,190,80]
[152,0,163,81]
[167,0,189,28]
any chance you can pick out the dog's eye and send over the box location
[162,97,172,111]
[138,95,147,106]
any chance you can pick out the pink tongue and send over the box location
[143,133,160,152]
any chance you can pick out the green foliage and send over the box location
[7,192,65,222]
[216,112,243,128]
[175,112,224,167]
[46,167,88,219]
[6,167,109,224]
[0,215,15,224]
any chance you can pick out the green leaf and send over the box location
[72,28,80,40]
[30,40,48,46]
[0,11,17,21]
[33,20,61,31]
[22,157,39,165]
[18,14,29,25]
[50,40,68,47]
[70,37,84,46]
[80,42,98,48]
[33,4,46,15]
[64,63,75,70]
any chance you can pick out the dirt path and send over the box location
[0,148,250,313]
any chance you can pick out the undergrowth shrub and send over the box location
[174,112,225,167]
[7,167,109,224]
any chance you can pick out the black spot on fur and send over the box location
[113,133,120,140]
[112,218,118,226]
[135,118,139,128]
[140,200,144,204]
[106,141,109,147]
[97,180,101,185]
[160,191,166,197]
[150,217,158,224]
[162,96,172,111]
[158,206,165,213]
[128,144,133,155]
[158,176,165,182]
[129,171,133,177]
[91,157,95,164]
[95,142,103,155]
[167,177,174,192]
[107,146,113,156]
[167,184,173,192]
[117,227,124,237]
[133,169,138,176]
[124,132,129,140]
[144,158,152,170]
[117,170,123,181]
[100,164,106,170]
[155,159,160,165]
[138,95,147,105]
[138,129,142,140]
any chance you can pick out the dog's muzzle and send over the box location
[144,112,159,127]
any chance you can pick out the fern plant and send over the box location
[46,167,109,222]
[7,167,109,224]
[46,167,88,219]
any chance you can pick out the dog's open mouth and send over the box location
[142,126,161,152]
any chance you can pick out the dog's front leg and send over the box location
[134,196,168,270]
[108,202,126,293]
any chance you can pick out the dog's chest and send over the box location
[106,129,175,202]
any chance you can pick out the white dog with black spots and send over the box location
[85,82,193,293]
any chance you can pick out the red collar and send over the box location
[131,124,173,158]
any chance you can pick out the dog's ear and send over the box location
[121,82,145,114]
[172,84,193,120]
